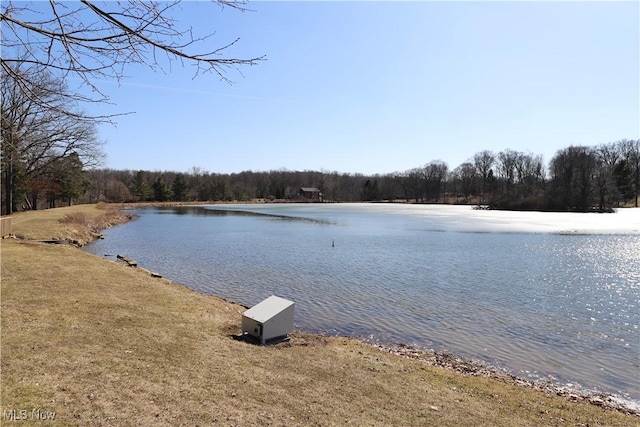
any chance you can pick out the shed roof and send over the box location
[243,295,294,323]
[300,187,321,193]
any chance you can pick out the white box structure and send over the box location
[242,295,295,344]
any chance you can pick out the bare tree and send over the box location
[1,64,104,213]
[496,149,518,198]
[618,139,640,207]
[549,146,598,212]
[593,142,621,211]
[1,1,265,107]
[514,152,545,198]
[104,179,132,203]
[473,150,495,205]
[423,160,448,202]
[453,162,477,202]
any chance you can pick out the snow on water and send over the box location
[210,203,640,234]
[375,204,640,235]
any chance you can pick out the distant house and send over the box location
[299,187,322,202]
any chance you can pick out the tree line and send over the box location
[76,138,637,212]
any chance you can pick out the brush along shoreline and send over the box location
[2,203,638,424]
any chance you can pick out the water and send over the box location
[85,204,640,405]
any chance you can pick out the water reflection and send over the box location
[160,205,334,225]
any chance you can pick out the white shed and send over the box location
[242,295,295,344]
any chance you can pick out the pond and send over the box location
[85,203,640,407]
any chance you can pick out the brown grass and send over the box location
[1,205,638,426]
[59,211,90,226]
[7,204,132,246]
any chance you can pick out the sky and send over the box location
[80,1,639,175]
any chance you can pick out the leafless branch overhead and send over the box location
[1,0,266,101]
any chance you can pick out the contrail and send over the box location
[91,78,302,103]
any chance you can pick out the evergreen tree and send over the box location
[171,173,189,201]
[613,160,635,203]
[130,170,151,201]
[152,177,171,202]
[56,153,90,206]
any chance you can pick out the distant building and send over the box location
[298,187,322,202]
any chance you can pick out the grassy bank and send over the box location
[6,203,132,246]
[1,205,638,426]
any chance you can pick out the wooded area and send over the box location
[4,139,637,214]
[87,139,640,212]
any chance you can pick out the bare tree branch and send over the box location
[1,0,265,103]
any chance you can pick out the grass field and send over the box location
[1,205,638,426]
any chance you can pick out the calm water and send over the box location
[85,204,640,405]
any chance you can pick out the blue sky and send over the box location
[85,1,639,175]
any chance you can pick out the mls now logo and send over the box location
[3,409,28,420]
[3,408,56,421]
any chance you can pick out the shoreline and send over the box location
[91,204,640,416]
[7,203,638,419]
[373,343,640,416]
